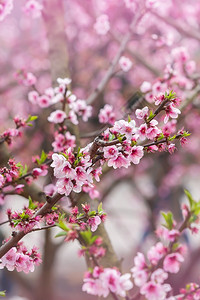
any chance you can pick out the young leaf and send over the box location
[161,211,174,230]
[55,231,67,238]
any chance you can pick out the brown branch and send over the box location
[0,193,63,258]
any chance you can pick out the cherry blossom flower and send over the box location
[129,146,144,164]
[98,104,116,125]
[47,110,67,123]
[140,281,168,300]
[0,0,13,21]
[23,0,43,19]
[140,81,152,93]
[88,216,101,232]
[103,145,118,159]
[163,253,184,273]
[94,14,110,35]
[107,153,130,169]
[38,95,52,108]
[28,91,39,105]
[164,104,181,124]
[0,247,16,271]
[57,77,72,86]
[136,106,149,119]
[119,56,133,72]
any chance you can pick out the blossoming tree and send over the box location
[0,0,200,299]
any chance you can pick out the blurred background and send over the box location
[1,0,200,299]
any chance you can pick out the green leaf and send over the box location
[51,206,58,211]
[90,235,98,245]
[77,213,84,219]
[59,152,68,159]
[147,110,155,122]
[40,150,47,164]
[55,231,67,238]
[172,242,179,251]
[184,189,195,210]
[183,131,191,137]
[109,133,115,141]
[165,90,176,100]
[55,219,70,231]
[88,211,96,217]
[168,135,176,141]
[98,202,103,214]
[157,133,165,141]
[0,291,6,297]
[80,230,92,245]
[128,115,131,123]
[26,115,38,123]
[28,196,37,210]
[161,211,174,230]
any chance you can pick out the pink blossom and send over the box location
[137,123,148,140]
[44,184,57,197]
[94,14,110,35]
[28,91,39,105]
[147,242,167,265]
[140,81,152,93]
[32,167,47,178]
[107,153,130,169]
[98,104,116,125]
[124,0,137,10]
[132,269,148,287]
[23,72,37,86]
[119,56,132,72]
[57,77,72,86]
[0,0,13,21]
[15,184,24,194]
[164,104,181,124]
[88,216,101,232]
[23,0,43,19]
[163,253,184,273]
[56,177,73,196]
[0,248,16,271]
[51,153,67,177]
[129,146,144,164]
[146,120,161,140]
[38,95,52,108]
[113,120,136,139]
[168,143,177,154]
[68,110,78,125]
[171,47,189,63]
[151,269,168,284]
[0,174,5,188]
[136,106,149,119]
[103,145,118,159]
[140,281,167,300]
[48,110,67,123]
[70,99,92,122]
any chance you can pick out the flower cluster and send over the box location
[0,159,20,189]
[51,151,100,197]
[0,242,41,273]
[131,243,185,300]
[98,104,116,125]
[28,77,92,125]
[82,267,133,298]
[7,207,41,233]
